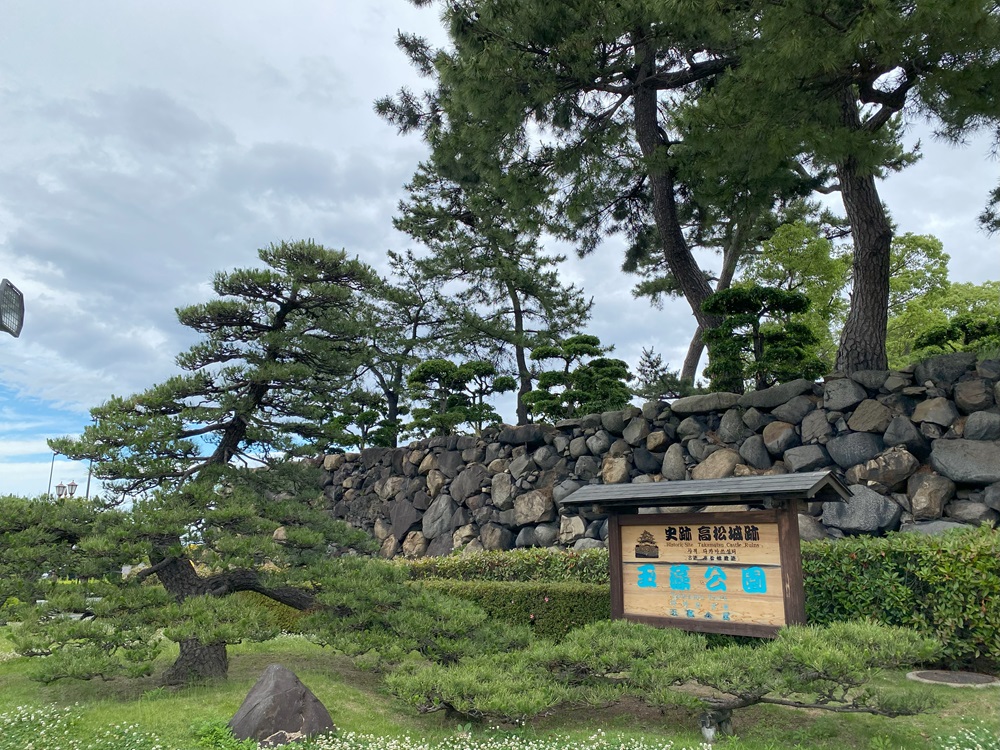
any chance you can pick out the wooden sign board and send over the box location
[609,508,805,637]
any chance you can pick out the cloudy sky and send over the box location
[1,2,996,498]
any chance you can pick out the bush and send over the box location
[232,590,307,633]
[403,548,610,584]
[418,580,610,639]
[802,525,1000,667]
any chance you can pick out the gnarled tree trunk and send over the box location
[162,639,229,684]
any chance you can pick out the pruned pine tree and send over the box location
[406,358,516,437]
[630,347,695,402]
[523,335,631,421]
[40,241,379,684]
[395,160,592,425]
[702,286,827,394]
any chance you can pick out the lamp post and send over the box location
[55,480,78,499]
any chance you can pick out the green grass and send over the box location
[1,628,998,750]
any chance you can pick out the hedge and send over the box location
[403,526,1000,667]
[418,580,610,640]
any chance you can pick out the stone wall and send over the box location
[318,352,1000,558]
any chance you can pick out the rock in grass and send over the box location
[229,664,334,747]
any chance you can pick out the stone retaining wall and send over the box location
[318,352,1000,558]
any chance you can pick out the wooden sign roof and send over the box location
[560,470,850,511]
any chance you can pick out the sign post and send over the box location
[561,471,849,638]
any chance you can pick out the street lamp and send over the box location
[55,480,78,499]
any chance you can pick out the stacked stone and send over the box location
[319,352,1000,558]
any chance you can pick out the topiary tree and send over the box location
[522,335,631,421]
[407,359,516,437]
[702,285,828,393]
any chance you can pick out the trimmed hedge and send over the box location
[232,590,307,633]
[404,526,1000,667]
[801,525,1000,667]
[418,580,610,640]
[405,547,610,584]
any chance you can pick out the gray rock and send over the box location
[422,495,458,540]
[772,396,816,425]
[911,397,959,428]
[479,523,514,551]
[824,378,868,411]
[739,434,772,470]
[491,473,516,511]
[573,538,605,550]
[662,443,688,480]
[978,359,1000,379]
[851,370,891,391]
[883,374,912,392]
[965,412,1000,441]
[451,464,490,502]
[452,524,479,548]
[742,407,776,432]
[633,446,663,475]
[642,400,668,420]
[437,451,464,479]
[945,501,1000,526]
[797,513,830,541]
[879,392,917,417]
[586,430,612,456]
[390,502,423,542]
[883,415,930,458]
[822,485,902,534]
[608,438,630,457]
[914,352,977,388]
[826,432,886,469]
[677,416,707,441]
[623,417,651,446]
[671,392,741,415]
[552,435,571,455]
[378,535,400,559]
[515,526,537,547]
[532,445,561,470]
[848,399,893,433]
[426,469,446,499]
[497,424,550,447]
[719,408,754,443]
[508,454,537,481]
[514,489,556,525]
[229,665,335,747]
[801,409,833,443]
[574,455,601,480]
[691,448,742,480]
[738,379,815,409]
[686,438,717,462]
[783,445,833,473]
[553,479,585,504]
[534,522,559,547]
[954,379,995,413]
[763,421,800,455]
[930,439,1000,485]
[984,482,1000,512]
[425,534,454,557]
[569,436,590,458]
[900,520,969,535]
[601,410,628,435]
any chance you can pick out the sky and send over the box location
[0,2,997,499]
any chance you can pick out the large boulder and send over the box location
[847,400,893,434]
[965,412,1000,441]
[601,456,631,484]
[953,379,995,413]
[670,392,740,415]
[822,485,902,534]
[844,447,919,491]
[497,424,550,447]
[882,415,930,458]
[422,495,458,540]
[662,443,687,480]
[783,445,833,473]
[719,408,754,443]
[801,409,833,444]
[390,501,423,543]
[514,489,556,525]
[738,379,814,409]
[762,421,800,455]
[825,432,885,469]
[739,434,772,470]
[772,395,815,425]
[945,501,999,526]
[824,378,868,411]
[930,439,1000,485]
[450,464,490,502]
[907,473,955,520]
[623,417,651,446]
[911,397,959,428]
[229,665,335,747]
[913,352,976,388]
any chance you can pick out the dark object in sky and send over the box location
[0,279,24,338]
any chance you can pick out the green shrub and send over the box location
[231,590,307,633]
[403,547,610,584]
[802,525,1000,667]
[419,580,609,639]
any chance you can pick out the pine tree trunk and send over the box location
[632,34,720,334]
[681,327,703,385]
[507,283,532,425]
[162,639,229,685]
[835,92,891,373]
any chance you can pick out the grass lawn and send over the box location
[0,628,997,750]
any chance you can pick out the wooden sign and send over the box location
[609,508,805,637]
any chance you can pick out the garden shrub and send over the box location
[404,547,610,584]
[418,580,609,639]
[232,590,307,633]
[801,525,1000,668]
